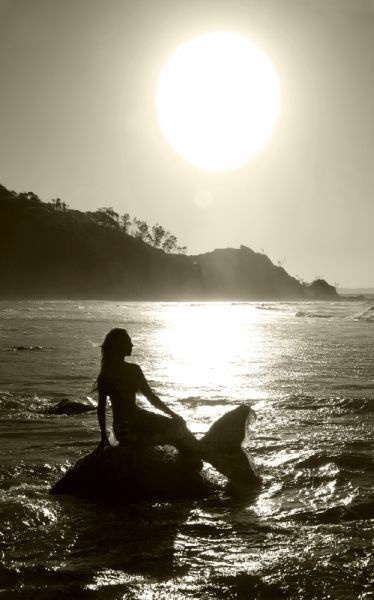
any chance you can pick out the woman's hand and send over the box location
[97,436,110,450]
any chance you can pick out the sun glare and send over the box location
[153,304,264,405]
[156,31,281,173]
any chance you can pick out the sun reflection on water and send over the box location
[152,304,265,401]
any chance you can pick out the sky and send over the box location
[1,0,374,288]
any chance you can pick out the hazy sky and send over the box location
[1,0,374,287]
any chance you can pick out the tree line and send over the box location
[3,188,187,254]
[47,198,186,254]
[85,207,187,254]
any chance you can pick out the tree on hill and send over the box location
[88,208,187,254]
[151,223,166,248]
[162,234,178,253]
[133,218,151,242]
[121,213,131,233]
[50,198,68,211]
[87,207,121,230]
[19,191,41,205]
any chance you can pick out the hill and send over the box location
[0,184,338,300]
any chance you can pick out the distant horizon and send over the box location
[338,287,374,295]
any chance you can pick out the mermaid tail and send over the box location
[199,405,261,484]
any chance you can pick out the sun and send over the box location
[156,31,281,173]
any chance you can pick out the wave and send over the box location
[316,499,374,523]
[278,395,374,413]
[295,310,333,319]
[353,305,374,322]
[291,499,374,524]
[0,392,89,420]
[295,451,374,471]
[181,396,232,407]
[335,396,374,412]
[0,392,47,413]
[277,395,326,410]
[256,304,288,312]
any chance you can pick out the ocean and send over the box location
[1,300,373,599]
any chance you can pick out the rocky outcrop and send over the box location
[51,445,210,500]
[48,398,97,415]
[195,246,305,299]
[50,406,261,501]
[306,278,339,300]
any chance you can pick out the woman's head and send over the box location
[101,328,133,361]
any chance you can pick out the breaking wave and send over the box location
[295,310,333,319]
[353,305,374,322]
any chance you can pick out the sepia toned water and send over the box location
[1,300,373,599]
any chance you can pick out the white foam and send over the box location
[353,305,374,322]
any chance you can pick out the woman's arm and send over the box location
[136,365,184,421]
[97,390,110,446]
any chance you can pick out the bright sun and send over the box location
[156,31,281,173]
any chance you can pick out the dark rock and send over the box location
[50,405,261,501]
[306,278,339,299]
[49,398,97,415]
[10,345,43,351]
[51,445,210,500]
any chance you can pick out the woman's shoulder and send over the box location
[123,361,140,370]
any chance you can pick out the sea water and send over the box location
[0,300,373,599]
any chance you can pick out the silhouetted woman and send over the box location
[96,328,200,464]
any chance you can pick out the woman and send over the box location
[96,328,201,465]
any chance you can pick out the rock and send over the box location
[50,405,261,501]
[49,398,97,415]
[10,345,43,351]
[306,278,339,300]
[51,445,210,500]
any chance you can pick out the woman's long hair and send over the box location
[96,328,131,393]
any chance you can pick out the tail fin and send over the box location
[200,405,261,485]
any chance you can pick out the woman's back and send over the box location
[99,362,140,427]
